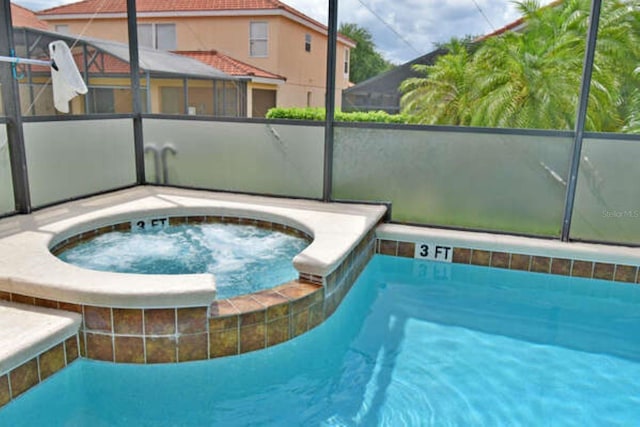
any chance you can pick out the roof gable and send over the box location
[11,3,48,29]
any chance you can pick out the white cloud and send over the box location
[16,0,555,64]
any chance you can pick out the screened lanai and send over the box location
[0,0,639,246]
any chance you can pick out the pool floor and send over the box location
[2,255,640,426]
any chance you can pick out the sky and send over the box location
[15,0,554,64]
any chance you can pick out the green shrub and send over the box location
[266,107,409,124]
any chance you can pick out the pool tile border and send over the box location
[0,335,80,410]
[376,239,640,284]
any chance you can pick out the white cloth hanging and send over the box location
[49,41,88,113]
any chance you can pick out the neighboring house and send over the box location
[342,48,446,114]
[10,3,247,116]
[36,0,356,116]
[343,0,563,114]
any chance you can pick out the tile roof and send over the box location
[11,3,48,29]
[37,0,326,30]
[475,0,564,41]
[177,50,285,81]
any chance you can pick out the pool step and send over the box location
[0,301,82,407]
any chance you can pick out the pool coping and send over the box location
[0,187,386,309]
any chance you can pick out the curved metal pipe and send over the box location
[161,144,177,185]
[144,144,161,184]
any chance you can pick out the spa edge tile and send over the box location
[593,263,615,281]
[35,298,59,309]
[265,302,290,321]
[228,295,264,314]
[11,293,35,306]
[114,336,145,364]
[252,290,289,309]
[209,315,238,332]
[615,264,638,283]
[239,323,266,354]
[79,332,87,358]
[291,290,323,315]
[276,282,322,300]
[178,307,208,334]
[170,216,188,226]
[324,293,340,319]
[84,306,112,332]
[550,258,572,276]
[178,334,208,362]
[267,317,290,346]
[397,241,416,258]
[254,219,272,230]
[470,250,491,266]
[238,217,256,226]
[86,333,114,362]
[209,329,239,358]
[452,248,471,264]
[38,343,66,381]
[113,308,143,335]
[572,260,594,278]
[209,300,240,317]
[204,216,223,224]
[59,302,82,313]
[240,309,266,326]
[490,252,510,269]
[531,256,551,274]
[220,216,240,224]
[378,240,398,256]
[113,222,130,232]
[145,337,177,363]
[0,375,9,407]
[510,254,531,271]
[144,309,176,335]
[9,359,39,398]
[65,336,79,363]
[308,302,324,330]
[0,291,9,301]
[292,310,309,338]
[95,225,114,236]
[187,216,207,224]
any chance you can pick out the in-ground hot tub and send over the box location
[53,216,312,300]
[0,187,386,364]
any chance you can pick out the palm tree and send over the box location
[399,39,474,125]
[400,0,640,132]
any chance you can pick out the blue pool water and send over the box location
[57,223,309,299]
[3,255,640,426]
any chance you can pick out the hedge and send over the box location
[266,107,409,124]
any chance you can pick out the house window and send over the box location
[250,22,268,57]
[305,34,311,52]
[344,48,350,75]
[137,23,176,50]
[55,25,69,35]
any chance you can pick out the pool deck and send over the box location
[0,302,80,374]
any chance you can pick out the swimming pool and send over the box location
[2,254,639,426]
[56,222,309,300]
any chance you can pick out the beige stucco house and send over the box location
[36,0,355,116]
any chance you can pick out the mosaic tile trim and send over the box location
[0,334,80,410]
[377,239,640,284]
[50,216,312,255]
